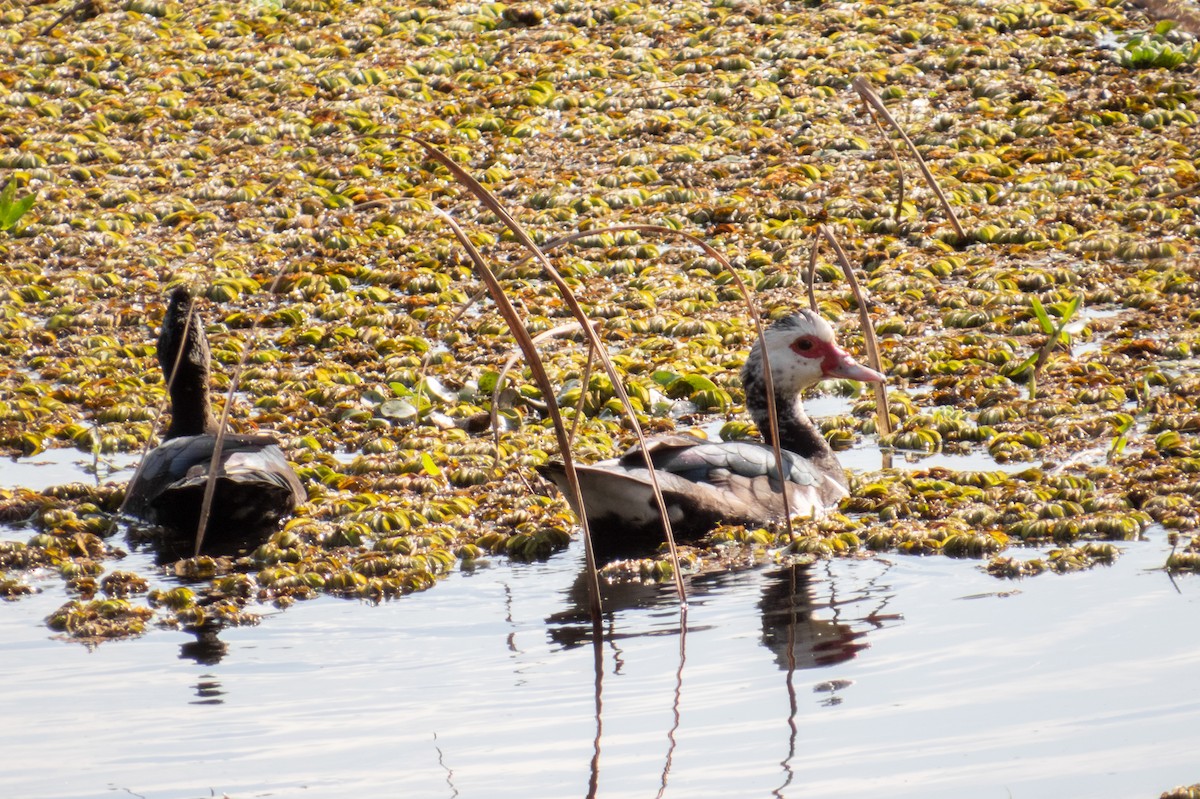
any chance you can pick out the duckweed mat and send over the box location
[1,0,1199,642]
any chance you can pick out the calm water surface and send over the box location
[2,454,1199,798]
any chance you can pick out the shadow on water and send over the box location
[588,634,604,799]
[189,675,226,706]
[766,561,899,797]
[125,524,264,676]
[759,562,901,672]
[545,568,713,650]
[179,625,229,667]
[123,519,270,566]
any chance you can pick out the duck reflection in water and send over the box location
[176,625,231,705]
[127,524,271,566]
[547,567,710,650]
[548,558,894,671]
[179,624,229,667]
[759,562,872,670]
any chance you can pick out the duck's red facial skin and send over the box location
[790,335,885,383]
[790,335,841,373]
[789,335,824,359]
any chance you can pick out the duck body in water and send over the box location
[539,310,884,557]
[123,288,304,539]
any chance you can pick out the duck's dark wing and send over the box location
[540,437,846,557]
[125,434,304,532]
[618,436,846,504]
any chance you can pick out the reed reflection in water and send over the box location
[548,560,897,670]
[549,558,901,797]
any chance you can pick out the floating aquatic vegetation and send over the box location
[0,573,34,599]
[0,0,1197,639]
[0,180,36,233]
[1165,547,1200,574]
[1115,27,1200,69]
[46,598,155,642]
[1160,784,1200,799]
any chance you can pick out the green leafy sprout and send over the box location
[1012,295,1082,400]
[0,180,35,232]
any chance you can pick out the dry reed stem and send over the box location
[408,133,688,608]
[431,207,607,624]
[489,321,598,472]
[866,106,908,221]
[818,225,892,437]
[853,76,966,240]
[194,269,294,555]
[40,0,98,36]
[570,342,598,445]
[511,222,795,543]
[805,237,820,313]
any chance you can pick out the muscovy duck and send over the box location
[123,288,305,538]
[539,310,884,555]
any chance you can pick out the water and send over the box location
[840,443,1033,475]
[2,522,1198,798]
[3,447,1198,799]
[807,393,1036,474]
[1068,306,1124,358]
[0,448,140,491]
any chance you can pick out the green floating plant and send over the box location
[1116,26,1200,70]
[0,181,35,232]
[1010,295,1081,400]
[1107,412,1135,463]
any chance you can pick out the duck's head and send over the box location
[158,287,210,383]
[743,310,885,394]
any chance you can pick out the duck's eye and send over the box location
[794,338,814,351]
[790,336,823,358]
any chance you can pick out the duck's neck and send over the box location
[159,292,219,440]
[165,367,218,439]
[743,371,845,485]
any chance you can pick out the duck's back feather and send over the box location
[617,433,845,492]
[125,434,305,534]
[539,434,847,557]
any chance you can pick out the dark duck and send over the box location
[539,310,884,556]
[123,288,305,540]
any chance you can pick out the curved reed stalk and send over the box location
[428,207,607,624]
[194,269,295,555]
[409,137,690,605]
[853,76,965,240]
[519,222,795,542]
[490,321,600,472]
[817,225,892,438]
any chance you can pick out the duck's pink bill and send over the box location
[826,351,885,383]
